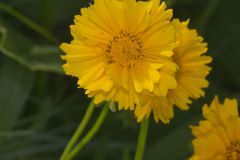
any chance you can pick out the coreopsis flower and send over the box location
[134,19,212,123]
[190,96,240,160]
[60,0,178,110]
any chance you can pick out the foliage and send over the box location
[0,0,239,159]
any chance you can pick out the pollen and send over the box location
[105,31,143,68]
[226,141,240,160]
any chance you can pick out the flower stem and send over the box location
[134,119,149,160]
[0,2,59,43]
[66,104,109,160]
[60,101,95,160]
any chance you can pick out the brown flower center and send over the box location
[105,31,143,68]
[226,141,240,160]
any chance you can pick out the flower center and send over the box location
[226,141,240,160]
[105,31,143,68]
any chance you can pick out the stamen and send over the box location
[105,31,143,69]
[226,141,240,160]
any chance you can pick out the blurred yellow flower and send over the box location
[190,96,240,160]
[60,0,178,110]
[134,19,212,123]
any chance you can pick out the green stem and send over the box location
[60,101,95,160]
[66,104,109,160]
[134,119,149,160]
[0,2,59,44]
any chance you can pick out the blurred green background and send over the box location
[0,0,239,159]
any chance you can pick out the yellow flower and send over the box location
[134,19,212,123]
[190,96,240,160]
[60,0,177,110]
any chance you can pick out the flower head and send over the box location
[190,96,240,160]
[134,19,212,123]
[60,0,177,110]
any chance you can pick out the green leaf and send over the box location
[204,0,240,89]
[0,20,63,74]
[0,2,59,43]
[0,58,34,131]
[145,112,199,160]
